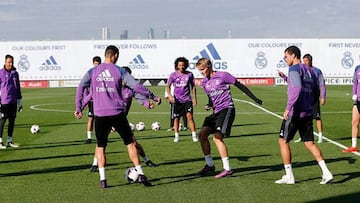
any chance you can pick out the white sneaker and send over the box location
[275,175,295,184]
[192,136,198,142]
[317,137,323,144]
[7,142,19,148]
[0,143,7,149]
[320,173,333,184]
[294,138,302,143]
[173,137,179,142]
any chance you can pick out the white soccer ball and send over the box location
[30,124,40,134]
[151,121,161,131]
[129,123,135,132]
[125,167,139,183]
[135,122,145,131]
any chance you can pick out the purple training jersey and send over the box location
[167,71,194,103]
[0,67,22,104]
[286,63,316,117]
[75,63,156,116]
[200,71,237,113]
[352,65,360,101]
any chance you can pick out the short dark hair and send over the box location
[174,57,189,70]
[303,53,313,67]
[284,46,301,59]
[105,45,119,57]
[5,54,13,60]
[92,56,101,64]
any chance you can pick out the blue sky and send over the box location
[0,0,359,41]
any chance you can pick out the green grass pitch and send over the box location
[0,85,359,202]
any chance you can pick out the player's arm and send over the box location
[234,81,263,105]
[277,69,288,82]
[318,70,326,105]
[284,71,302,119]
[133,92,154,109]
[122,70,161,105]
[191,83,197,106]
[204,96,213,111]
[74,70,92,118]
[15,72,23,112]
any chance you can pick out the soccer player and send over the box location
[195,58,263,178]
[0,54,22,149]
[275,46,333,184]
[74,45,161,188]
[278,54,326,144]
[164,84,188,131]
[166,57,197,142]
[84,56,101,144]
[343,61,360,152]
[303,54,326,143]
[89,66,158,172]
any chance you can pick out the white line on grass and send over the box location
[234,98,360,156]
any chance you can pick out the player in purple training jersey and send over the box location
[89,66,158,172]
[0,54,22,149]
[166,57,198,142]
[195,58,263,179]
[343,61,360,153]
[275,46,333,185]
[74,45,161,188]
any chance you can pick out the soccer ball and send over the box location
[125,167,139,183]
[151,121,161,131]
[135,122,145,131]
[30,124,40,134]
[129,123,135,132]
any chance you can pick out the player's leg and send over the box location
[276,118,296,184]
[133,135,158,167]
[94,116,110,188]
[301,116,333,184]
[185,102,197,142]
[0,117,6,149]
[343,105,360,152]
[6,104,18,147]
[114,115,152,186]
[85,102,94,144]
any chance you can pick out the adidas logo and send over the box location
[39,56,61,71]
[96,69,114,81]
[192,43,222,61]
[189,43,228,70]
[128,54,149,69]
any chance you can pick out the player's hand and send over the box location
[277,69,284,77]
[74,111,83,119]
[154,97,161,105]
[17,99,23,112]
[283,110,289,120]
[352,94,357,102]
[204,104,212,111]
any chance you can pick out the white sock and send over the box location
[7,136,12,143]
[352,138,357,148]
[284,164,294,178]
[92,157,97,166]
[135,165,144,175]
[0,137,3,143]
[318,132,323,138]
[205,154,214,167]
[318,160,331,176]
[87,131,92,139]
[192,131,197,137]
[174,132,179,138]
[221,157,231,171]
[99,167,106,180]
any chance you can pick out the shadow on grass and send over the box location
[306,191,360,202]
